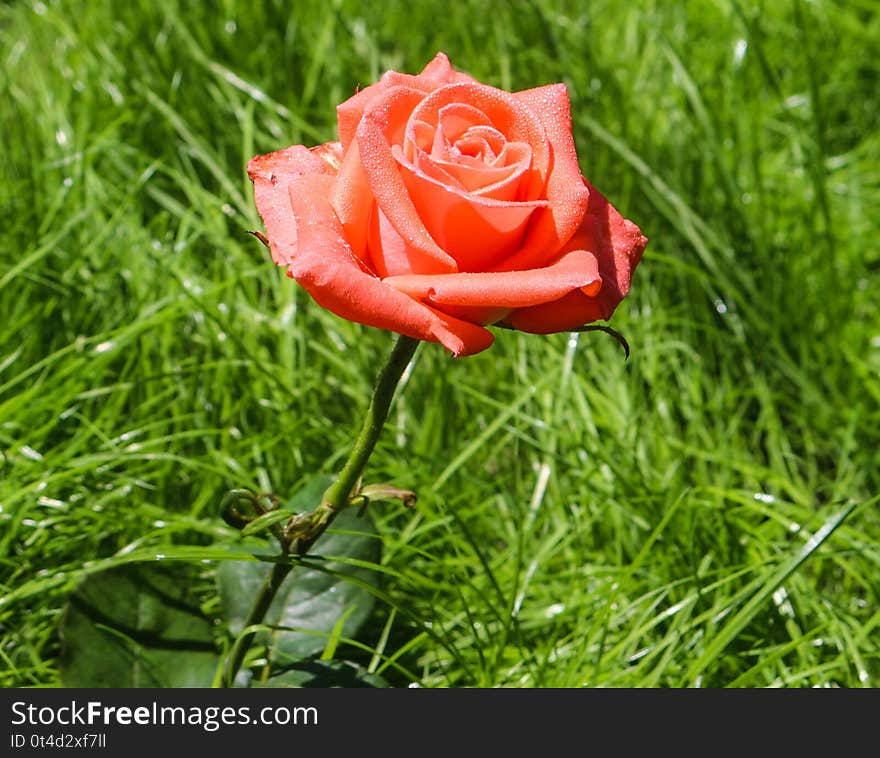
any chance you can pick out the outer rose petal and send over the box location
[495,84,590,272]
[383,249,600,309]
[250,162,493,356]
[505,183,647,333]
[247,144,337,266]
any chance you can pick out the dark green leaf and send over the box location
[253,659,387,688]
[217,476,382,662]
[58,564,218,687]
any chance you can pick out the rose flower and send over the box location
[248,53,647,356]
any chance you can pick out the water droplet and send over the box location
[93,341,115,354]
[20,445,43,461]
[38,497,66,508]
[733,39,747,66]
[103,81,123,105]
[772,586,795,617]
[225,20,237,33]
[753,492,776,504]
[714,299,728,314]
[55,130,68,147]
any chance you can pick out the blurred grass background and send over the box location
[1,0,878,687]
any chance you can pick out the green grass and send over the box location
[1,0,878,688]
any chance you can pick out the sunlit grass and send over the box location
[1,0,878,688]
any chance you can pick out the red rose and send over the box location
[248,53,646,356]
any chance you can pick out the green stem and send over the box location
[293,334,420,555]
[219,333,420,687]
[221,560,292,687]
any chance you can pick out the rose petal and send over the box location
[434,103,495,146]
[572,181,647,313]
[368,205,451,279]
[330,141,374,260]
[410,82,550,198]
[395,149,547,272]
[250,166,492,355]
[246,144,337,267]
[503,289,604,333]
[417,138,533,199]
[495,84,590,272]
[418,51,474,85]
[505,184,647,333]
[383,249,600,308]
[426,152,526,198]
[355,85,459,274]
[337,52,473,150]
